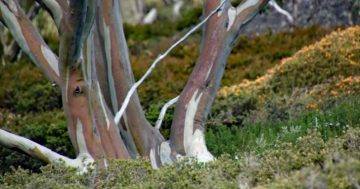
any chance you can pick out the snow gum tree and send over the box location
[0,0,268,171]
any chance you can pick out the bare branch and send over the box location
[114,0,228,125]
[155,96,179,130]
[268,0,293,23]
[0,128,94,173]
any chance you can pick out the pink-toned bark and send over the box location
[96,0,164,157]
[170,0,269,160]
[0,0,269,170]
[0,0,60,84]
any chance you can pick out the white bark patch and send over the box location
[172,0,183,17]
[227,7,237,31]
[41,45,60,76]
[96,81,111,130]
[159,141,173,165]
[205,64,213,81]
[114,1,225,124]
[103,159,108,168]
[42,0,63,26]
[142,8,157,24]
[76,119,89,154]
[217,0,227,16]
[190,129,214,161]
[5,0,18,13]
[64,67,70,102]
[102,20,118,113]
[149,148,159,169]
[183,90,214,162]
[84,36,93,85]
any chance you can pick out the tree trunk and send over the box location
[0,0,269,171]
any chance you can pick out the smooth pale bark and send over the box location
[35,0,68,27]
[170,0,269,161]
[0,0,60,84]
[1,3,40,62]
[0,128,94,172]
[58,0,130,161]
[95,0,164,158]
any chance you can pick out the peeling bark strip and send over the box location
[97,0,163,157]
[0,0,269,171]
[114,0,227,125]
[59,0,129,161]
[170,0,269,160]
[0,0,60,84]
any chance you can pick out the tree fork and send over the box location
[0,0,270,171]
[170,0,269,161]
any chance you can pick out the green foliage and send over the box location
[208,94,258,127]
[2,126,360,188]
[206,96,360,156]
[218,26,360,124]
[0,60,62,113]
[0,8,358,188]
[132,26,331,105]
[124,7,202,41]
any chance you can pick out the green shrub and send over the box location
[0,60,62,113]
[130,26,331,106]
[218,26,360,123]
[2,126,360,188]
[206,96,360,156]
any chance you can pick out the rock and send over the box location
[242,0,359,35]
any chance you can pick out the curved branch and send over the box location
[36,0,65,27]
[114,0,227,125]
[0,128,94,173]
[155,96,179,130]
[268,0,293,23]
